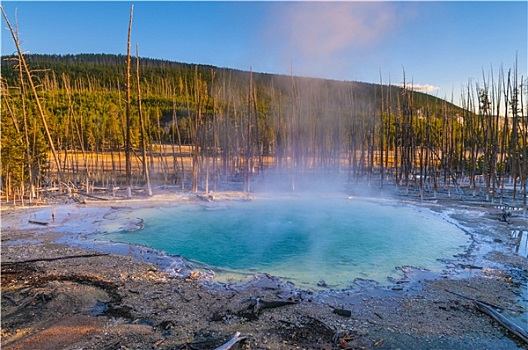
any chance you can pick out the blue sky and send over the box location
[1,1,526,105]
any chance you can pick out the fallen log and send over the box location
[17,291,44,309]
[77,192,109,201]
[2,253,110,266]
[332,307,352,317]
[473,300,528,344]
[152,339,165,348]
[252,298,298,315]
[38,187,60,192]
[2,293,18,306]
[197,194,214,202]
[306,315,335,333]
[445,289,509,311]
[238,297,298,319]
[72,195,86,204]
[29,220,49,226]
[258,299,299,309]
[458,264,483,270]
[173,288,192,302]
[373,338,385,347]
[214,332,246,350]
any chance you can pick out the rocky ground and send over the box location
[1,188,527,350]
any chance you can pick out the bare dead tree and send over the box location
[519,75,527,216]
[136,44,152,196]
[125,4,134,198]
[242,68,254,192]
[13,13,36,203]
[1,6,66,191]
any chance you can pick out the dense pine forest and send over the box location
[1,52,527,210]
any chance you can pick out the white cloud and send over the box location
[398,83,440,93]
[260,2,401,77]
[286,2,397,58]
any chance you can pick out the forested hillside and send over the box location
[1,53,526,207]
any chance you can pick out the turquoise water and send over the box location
[98,196,470,288]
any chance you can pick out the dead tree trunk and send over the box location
[136,44,152,196]
[15,18,35,203]
[124,4,134,198]
[1,7,66,190]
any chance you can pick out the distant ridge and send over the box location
[2,53,456,111]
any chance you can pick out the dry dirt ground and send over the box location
[1,189,527,350]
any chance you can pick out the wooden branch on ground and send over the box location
[173,288,192,302]
[2,293,18,306]
[306,315,335,333]
[252,298,298,315]
[258,299,299,309]
[457,263,483,270]
[16,291,44,311]
[197,194,214,202]
[71,194,86,204]
[331,306,352,317]
[38,187,61,192]
[2,253,110,266]
[29,220,49,226]
[473,300,528,344]
[213,332,246,350]
[3,291,52,317]
[445,289,506,311]
[77,192,109,201]
[238,297,298,319]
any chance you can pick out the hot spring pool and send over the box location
[97,196,470,288]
